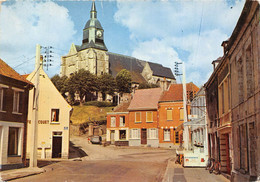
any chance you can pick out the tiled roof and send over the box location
[0,58,33,85]
[148,62,175,79]
[160,83,199,102]
[128,87,162,110]
[107,52,175,83]
[113,101,131,112]
[108,52,146,83]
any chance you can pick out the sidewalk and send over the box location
[163,159,230,182]
[0,167,45,181]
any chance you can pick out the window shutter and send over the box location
[138,129,140,139]
[147,129,150,139]
[156,128,158,139]
[130,129,132,139]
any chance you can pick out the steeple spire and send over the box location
[90,0,97,19]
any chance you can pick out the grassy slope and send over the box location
[71,105,114,125]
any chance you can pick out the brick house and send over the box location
[158,83,199,148]
[128,88,162,147]
[106,101,130,146]
[0,59,33,170]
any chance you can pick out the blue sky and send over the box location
[0,0,245,86]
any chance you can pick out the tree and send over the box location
[51,74,68,97]
[67,69,98,106]
[116,69,132,95]
[138,82,159,89]
[98,73,116,101]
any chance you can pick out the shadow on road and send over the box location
[69,141,88,159]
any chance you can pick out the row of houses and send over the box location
[0,57,71,171]
[204,1,259,181]
[106,83,199,148]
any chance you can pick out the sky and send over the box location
[0,0,246,87]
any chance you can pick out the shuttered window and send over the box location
[148,128,158,139]
[130,129,140,139]
[167,109,172,121]
[135,112,141,123]
[179,108,184,121]
[146,112,153,122]
[111,116,116,127]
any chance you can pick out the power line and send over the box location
[14,56,35,69]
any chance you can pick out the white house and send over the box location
[26,62,72,159]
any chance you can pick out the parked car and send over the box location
[90,136,102,144]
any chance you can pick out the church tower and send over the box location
[82,1,107,51]
[61,1,109,77]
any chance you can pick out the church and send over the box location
[60,1,176,92]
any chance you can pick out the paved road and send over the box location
[13,136,174,182]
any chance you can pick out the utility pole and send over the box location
[30,44,41,168]
[182,62,189,150]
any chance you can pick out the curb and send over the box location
[162,158,173,182]
[1,168,45,181]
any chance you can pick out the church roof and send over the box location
[108,52,147,83]
[149,62,175,79]
[107,52,175,83]
[84,19,103,30]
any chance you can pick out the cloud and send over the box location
[114,0,245,85]
[0,1,76,76]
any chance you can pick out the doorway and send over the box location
[110,130,115,145]
[141,129,147,144]
[52,132,62,158]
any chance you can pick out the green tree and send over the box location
[67,69,98,106]
[138,82,159,89]
[51,74,68,97]
[98,73,116,101]
[116,69,132,95]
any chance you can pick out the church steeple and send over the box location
[81,0,107,51]
[90,1,97,19]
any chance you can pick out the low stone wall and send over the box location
[115,141,129,146]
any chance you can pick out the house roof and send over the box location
[128,87,162,110]
[113,101,131,112]
[108,52,175,83]
[0,58,33,85]
[160,83,199,102]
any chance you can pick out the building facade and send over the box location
[158,83,199,148]
[0,59,33,171]
[106,101,130,146]
[60,1,176,91]
[128,88,162,147]
[224,1,259,181]
[26,63,72,159]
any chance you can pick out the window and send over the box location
[8,127,19,156]
[148,128,158,139]
[135,112,141,123]
[146,112,153,122]
[167,109,172,121]
[111,116,116,127]
[164,129,170,141]
[179,108,184,121]
[239,123,248,172]
[237,58,244,103]
[119,116,125,127]
[13,90,22,113]
[0,87,3,111]
[51,109,60,122]
[246,45,254,97]
[119,130,126,140]
[175,131,179,143]
[130,129,140,139]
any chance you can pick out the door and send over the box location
[225,134,231,174]
[52,136,62,158]
[111,130,115,145]
[141,129,147,144]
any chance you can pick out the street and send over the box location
[11,136,229,182]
